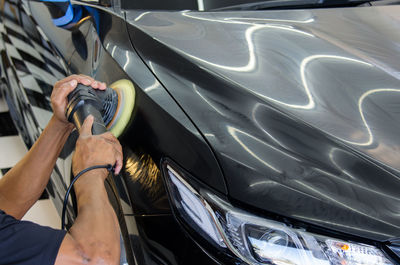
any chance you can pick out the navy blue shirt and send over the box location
[0,209,66,265]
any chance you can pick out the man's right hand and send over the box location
[57,115,121,265]
[72,115,123,179]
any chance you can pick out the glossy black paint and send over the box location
[126,7,400,242]
[2,0,400,264]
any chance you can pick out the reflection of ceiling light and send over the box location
[297,54,373,110]
[134,11,150,22]
[224,17,315,24]
[228,125,282,173]
[182,12,314,73]
[123,50,130,70]
[184,24,259,72]
[350,88,400,146]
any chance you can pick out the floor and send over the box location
[0,93,60,229]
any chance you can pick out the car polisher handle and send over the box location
[70,103,107,135]
[66,84,107,135]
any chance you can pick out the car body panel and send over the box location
[126,6,400,241]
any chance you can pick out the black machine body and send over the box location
[66,84,118,135]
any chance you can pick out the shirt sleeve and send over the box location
[0,209,67,265]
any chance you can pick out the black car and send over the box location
[1,0,400,264]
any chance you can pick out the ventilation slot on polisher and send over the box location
[100,89,118,127]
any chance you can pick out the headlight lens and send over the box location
[164,164,393,265]
[166,166,226,247]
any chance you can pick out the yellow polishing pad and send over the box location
[107,79,136,137]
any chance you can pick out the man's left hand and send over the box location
[50,75,107,127]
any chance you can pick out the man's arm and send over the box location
[0,116,73,219]
[56,116,122,265]
[0,75,106,219]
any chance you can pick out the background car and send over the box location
[1,0,400,264]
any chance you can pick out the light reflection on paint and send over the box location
[247,179,323,201]
[228,125,308,175]
[134,11,151,22]
[328,148,357,180]
[123,50,130,70]
[343,88,400,146]
[313,167,400,201]
[132,12,400,153]
[291,54,373,110]
[144,79,159,92]
[249,180,277,187]
[252,103,289,150]
[223,17,315,24]
[294,180,400,229]
[227,125,282,173]
[182,12,314,73]
[292,215,394,238]
[193,83,226,116]
[181,13,376,113]
[111,45,117,57]
[125,151,162,199]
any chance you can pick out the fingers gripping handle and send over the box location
[66,84,107,135]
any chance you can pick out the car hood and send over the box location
[126,6,400,241]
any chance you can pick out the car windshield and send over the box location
[120,0,382,11]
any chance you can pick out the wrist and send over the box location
[72,167,109,179]
[50,115,74,132]
[74,170,108,196]
[75,179,109,207]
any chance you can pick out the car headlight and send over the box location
[163,163,394,265]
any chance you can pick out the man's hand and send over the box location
[72,115,123,177]
[50,75,107,127]
[57,117,122,265]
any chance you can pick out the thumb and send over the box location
[80,115,94,136]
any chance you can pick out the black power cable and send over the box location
[61,164,113,230]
